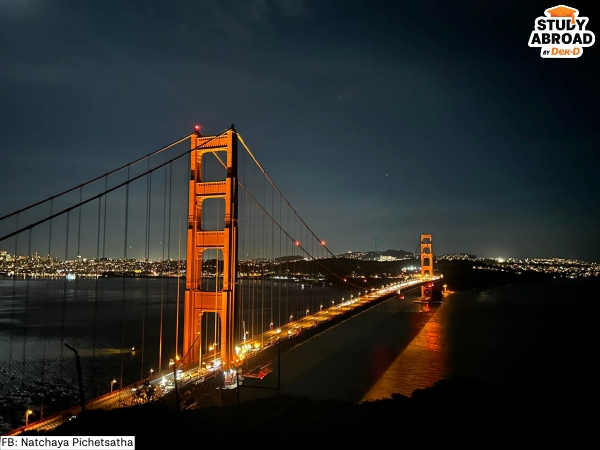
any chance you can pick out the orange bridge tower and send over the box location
[183,126,238,370]
[420,233,433,299]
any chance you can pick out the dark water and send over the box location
[1,276,597,429]
[242,278,598,403]
[0,275,362,389]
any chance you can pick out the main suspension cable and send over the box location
[0,134,194,222]
[0,133,230,244]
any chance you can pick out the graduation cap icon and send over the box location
[545,5,578,24]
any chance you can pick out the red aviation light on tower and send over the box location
[295,241,300,246]
[194,125,201,136]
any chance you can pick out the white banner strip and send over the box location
[0,436,135,450]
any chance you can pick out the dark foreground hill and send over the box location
[21,378,595,446]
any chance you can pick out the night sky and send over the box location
[1,1,598,261]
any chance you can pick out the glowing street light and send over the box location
[290,315,293,322]
[306,309,309,316]
[110,379,116,392]
[25,410,33,428]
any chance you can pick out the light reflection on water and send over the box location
[362,308,446,401]
[251,278,598,403]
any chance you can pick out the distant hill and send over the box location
[339,249,415,260]
[274,255,304,263]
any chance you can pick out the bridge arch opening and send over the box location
[201,198,226,231]
[199,150,228,182]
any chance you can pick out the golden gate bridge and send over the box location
[0,125,439,434]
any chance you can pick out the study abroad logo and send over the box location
[528,5,595,58]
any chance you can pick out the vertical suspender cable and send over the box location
[240,152,245,343]
[213,161,218,362]
[293,214,296,321]
[101,178,108,381]
[119,166,130,388]
[286,207,289,325]
[175,175,182,361]
[251,181,255,338]
[261,172,265,344]
[312,228,315,315]
[166,162,173,361]
[159,157,167,373]
[271,184,274,332]
[22,229,32,382]
[141,163,151,380]
[9,214,19,377]
[43,201,52,378]
[60,211,70,377]
[278,195,281,327]
[75,187,82,330]
[92,194,101,394]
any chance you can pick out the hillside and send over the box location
[20,378,594,445]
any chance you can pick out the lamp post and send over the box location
[25,410,33,428]
[149,368,154,379]
[306,309,309,317]
[197,332,202,375]
[110,379,116,392]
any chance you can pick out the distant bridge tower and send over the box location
[183,126,238,371]
[420,233,433,299]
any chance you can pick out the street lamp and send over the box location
[110,379,116,392]
[25,410,33,428]
[289,315,293,322]
[306,309,309,316]
[270,322,274,330]
[320,305,323,311]
[149,368,154,378]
